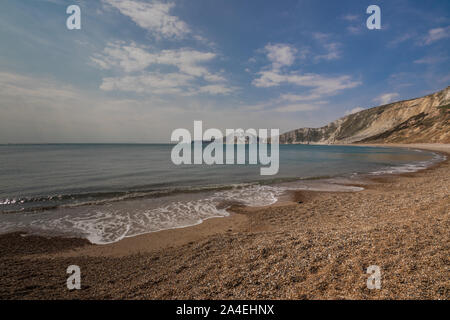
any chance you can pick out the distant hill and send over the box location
[279,86,450,144]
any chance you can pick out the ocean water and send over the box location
[0,144,444,244]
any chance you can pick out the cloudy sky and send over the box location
[0,0,449,143]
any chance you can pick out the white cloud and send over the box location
[197,84,235,95]
[342,15,364,35]
[347,25,363,35]
[252,70,285,87]
[241,98,325,113]
[102,0,190,39]
[279,93,318,102]
[373,92,400,105]
[342,14,359,22]
[92,42,155,73]
[251,40,360,106]
[92,42,232,95]
[203,73,226,82]
[422,26,450,45]
[100,72,194,94]
[248,39,360,115]
[312,32,329,41]
[345,107,364,116]
[100,72,234,96]
[253,70,360,97]
[264,43,297,69]
[387,33,415,47]
[92,42,217,77]
[312,33,341,61]
[273,103,322,113]
[314,42,341,61]
[414,55,447,64]
[154,50,217,78]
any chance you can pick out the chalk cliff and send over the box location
[279,86,450,144]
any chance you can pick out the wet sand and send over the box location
[0,143,449,299]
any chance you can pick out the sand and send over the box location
[0,143,448,299]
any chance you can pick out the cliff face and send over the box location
[280,86,450,144]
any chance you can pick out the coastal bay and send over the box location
[1,144,448,299]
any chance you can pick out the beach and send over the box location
[0,143,449,300]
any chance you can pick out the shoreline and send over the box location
[1,143,449,299]
[9,143,445,257]
[342,142,450,154]
[15,143,450,254]
[62,144,450,256]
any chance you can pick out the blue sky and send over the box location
[0,0,449,143]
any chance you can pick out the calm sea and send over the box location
[0,144,443,244]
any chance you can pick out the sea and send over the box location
[0,144,444,244]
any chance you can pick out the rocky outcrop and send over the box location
[280,86,450,144]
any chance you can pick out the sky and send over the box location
[0,0,449,143]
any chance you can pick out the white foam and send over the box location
[0,184,287,245]
[0,199,17,205]
[370,152,446,175]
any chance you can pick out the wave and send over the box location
[0,184,285,244]
[369,151,446,175]
[0,175,336,214]
[0,183,259,214]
